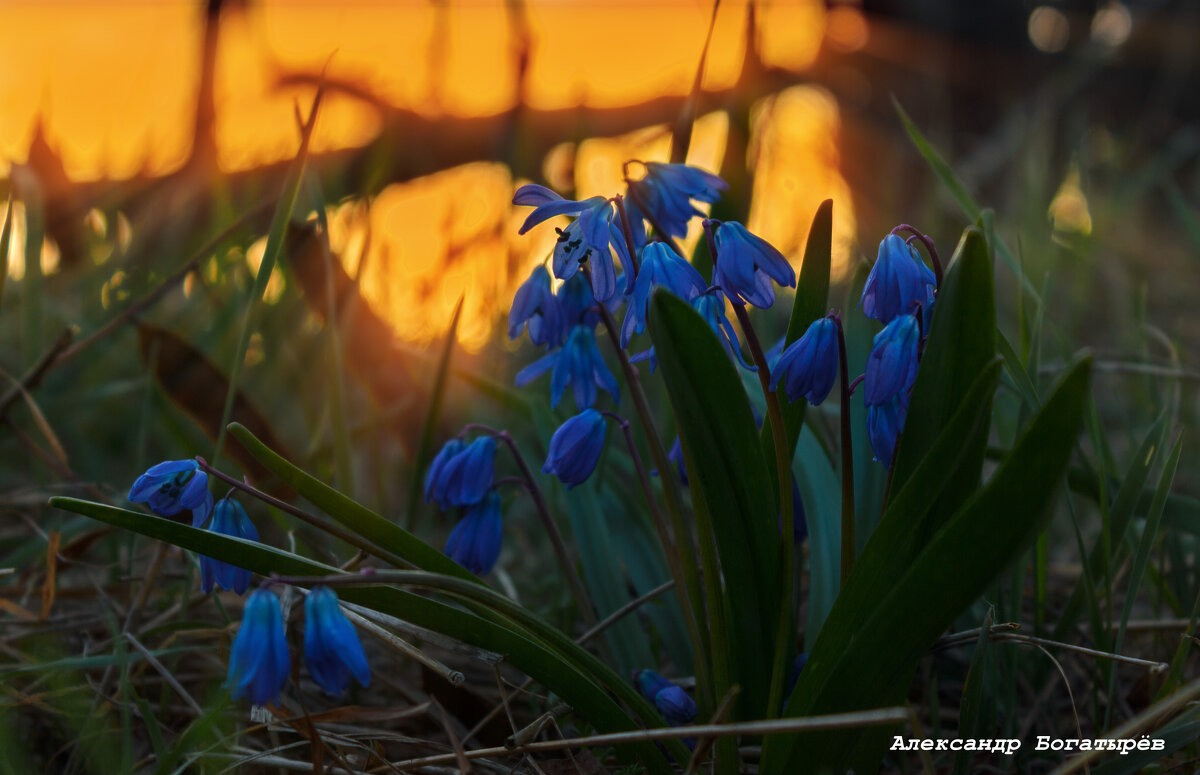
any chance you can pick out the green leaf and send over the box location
[793,426,840,643]
[48,497,681,773]
[0,194,12,305]
[891,227,997,538]
[952,609,994,775]
[761,199,832,481]
[227,422,477,582]
[765,356,1090,774]
[892,98,1040,304]
[1052,414,1168,642]
[649,290,779,717]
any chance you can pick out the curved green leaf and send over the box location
[48,497,682,773]
[761,199,832,482]
[766,356,1091,774]
[649,290,779,717]
[228,422,477,582]
[892,226,997,541]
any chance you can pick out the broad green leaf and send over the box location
[952,609,994,775]
[793,426,840,643]
[762,199,832,484]
[48,497,682,773]
[891,227,997,540]
[649,290,779,717]
[765,356,1089,774]
[228,422,477,582]
[843,263,886,546]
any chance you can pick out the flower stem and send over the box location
[195,457,413,571]
[461,424,598,626]
[584,244,712,713]
[891,223,943,289]
[833,314,856,584]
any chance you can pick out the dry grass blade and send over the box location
[39,530,59,620]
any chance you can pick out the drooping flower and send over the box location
[711,221,796,309]
[516,325,619,410]
[860,234,936,325]
[630,287,753,373]
[445,492,503,575]
[556,272,621,330]
[543,409,607,489]
[304,586,371,696]
[621,242,707,348]
[128,459,213,527]
[626,162,727,239]
[513,184,620,301]
[655,685,699,727]
[769,317,840,405]
[863,313,920,406]
[509,265,564,348]
[226,588,290,706]
[426,437,497,510]
[692,289,755,370]
[633,670,697,727]
[201,497,258,595]
[867,391,910,467]
[668,436,689,485]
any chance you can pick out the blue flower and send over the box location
[860,234,936,325]
[128,459,213,527]
[692,289,755,370]
[626,162,727,239]
[304,586,371,696]
[655,685,698,727]
[513,184,620,302]
[629,288,751,373]
[863,314,920,406]
[668,436,689,485]
[711,221,796,309]
[226,588,290,706]
[770,317,839,405]
[509,265,563,348]
[867,391,910,466]
[445,492,503,575]
[633,670,696,727]
[543,409,607,488]
[621,243,707,348]
[516,325,619,410]
[556,272,622,330]
[426,437,497,510]
[201,497,258,595]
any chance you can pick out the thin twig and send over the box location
[391,708,908,770]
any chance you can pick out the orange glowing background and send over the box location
[1,0,857,351]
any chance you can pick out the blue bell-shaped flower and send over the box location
[711,221,796,309]
[860,234,936,325]
[445,492,504,575]
[626,162,727,239]
[128,459,213,527]
[226,588,290,706]
[304,586,371,696]
[543,409,607,489]
[513,184,620,302]
[621,242,707,348]
[769,317,840,405]
[867,391,910,466]
[425,437,497,510]
[201,496,258,595]
[863,313,920,406]
[516,325,619,410]
[509,265,564,348]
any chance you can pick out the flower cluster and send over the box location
[226,585,370,707]
[426,435,503,575]
[769,231,938,466]
[511,162,788,490]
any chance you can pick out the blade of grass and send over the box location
[212,88,324,466]
[406,298,462,532]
